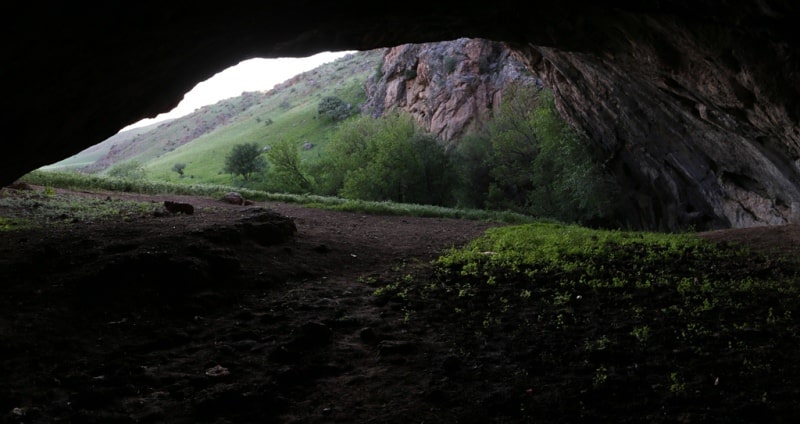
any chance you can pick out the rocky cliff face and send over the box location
[513,11,800,230]
[367,32,800,230]
[363,38,540,144]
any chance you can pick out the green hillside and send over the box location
[47,49,384,185]
[42,123,166,172]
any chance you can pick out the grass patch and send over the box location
[0,187,163,227]
[372,221,800,421]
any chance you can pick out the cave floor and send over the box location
[1,186,799,423]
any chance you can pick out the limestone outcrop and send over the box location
[363,38,540,145]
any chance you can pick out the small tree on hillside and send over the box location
[172,162,186,177]
[223,142,267,181]
[317,96,351,122]
[265,139,312,193]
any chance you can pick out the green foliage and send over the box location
[369,220,800,418]
[0,186,162,226]
[527,90,620,226]
[264,139,312,193]
[317,96,352,122]
[106,160,146,180]
[452,131,493,209]
[455,84,620,226]
[373,57,385,81]
[314,112,456,205]
[485,83,541,208]
[223,142,267,182]
[171,163,186,176]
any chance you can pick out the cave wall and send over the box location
[514,8,800,229]
[4,2,799,230]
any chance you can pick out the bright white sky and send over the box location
[122,50,355,131]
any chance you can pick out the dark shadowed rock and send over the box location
[221,192,246,205]
[163,201,194,215]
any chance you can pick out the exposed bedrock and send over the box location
[363,38,541,144]
[515,10,800,230]
[4,2,799,230]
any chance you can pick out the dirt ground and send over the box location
[1,186,799,423]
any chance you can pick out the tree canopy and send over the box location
[223,142,267,181]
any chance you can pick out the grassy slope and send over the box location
[43,123,165,171]
[49,49,383,184]
[143,68,375,184]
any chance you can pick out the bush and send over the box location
[223,142,267,182]
[454,84,621,226]
[172,163,186,177]
[525,90,620,226]
[313,113,456,206]
[106,160,146,180]
[317,96,351,122]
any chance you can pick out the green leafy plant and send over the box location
[223,142,267,182]
[265,139,312,193]
[172,162,186,177]
[313,112,456,206]
[317,96,352,122]
[107,160,147,180]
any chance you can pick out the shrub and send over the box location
[317,96,351,122]
[107,160,146,180]
[444,56,458,74]
[456,84,621,226]
[172,163,186,177]
[313,113,456,206]
[223,142,267,182]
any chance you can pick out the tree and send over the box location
[308,114,382,196]
[452,131,493,208]
[526,90,620,226]
[172,162,186,177]
[485,82,542,209]
[265,139,311,193]
[481,84,620,226]
[223,142,267,181]
[317,96,351,122]
[316,112,456,205]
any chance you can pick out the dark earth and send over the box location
[1,185,799,423]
